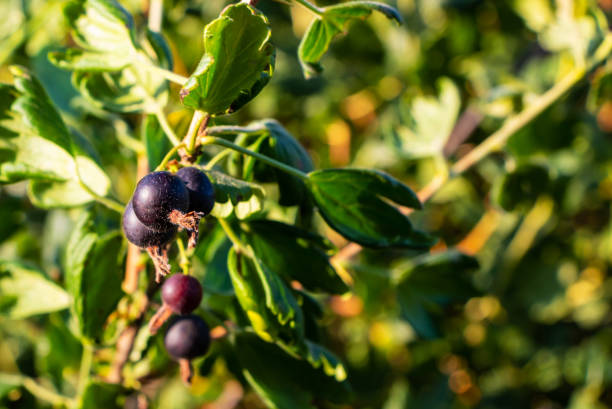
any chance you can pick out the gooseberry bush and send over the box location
[2,0,612,408]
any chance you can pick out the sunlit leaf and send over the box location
[298,1,401,77]
[180,3,274,115]
[205,170,265,220]
[307,168,434,248]
[0,260,70,318]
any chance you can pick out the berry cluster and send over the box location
[122,167,214,384]
[149,272,209,384]
[122,167,215,281]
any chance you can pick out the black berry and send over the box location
[162,274,203,314]
[132,171,190,231]
[176,167,215,215]
[122,201,177,248]
[164,315,211,360]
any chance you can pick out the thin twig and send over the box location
[123,155,149,293]
[147,0,163,32]
[332,34,612,264]
[155,109,181,146]
[200,136,308,180]
[0,373,75,407]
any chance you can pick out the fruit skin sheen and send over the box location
[162,274,203,314]
[164,315,211,360]
[132,171,190,231]
[176,167,215,215]
[122,201,177,248]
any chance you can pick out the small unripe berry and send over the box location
[132,171,190,231]
[176,167,215,215]
[164,315,211,360]
[122,201,177,248]
[161,274,203,314]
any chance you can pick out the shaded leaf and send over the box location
[234,332,352,409]
[0,260,70,318]
[65,211,124,341]
[256,120,313,206]
[298,1,401,77]
[395,250,479,339]
[244,220,347,294]
[227,247,304,347]
[79,381,127,409]
[180,3,274,115]
[142,114,171,171]
[205,170,265,220]
[307,168,435,248]
[224,120,313,206]
[194,224,233,295]
[493,162,551,212]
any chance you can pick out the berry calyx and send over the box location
[164,315,211,360]
[132,171,190,231]
[122,201,177,248]
[176,167,215,215]
[162,274,203,314]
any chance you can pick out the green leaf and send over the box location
[298,1,401,78]
[227,247,304,347]
[50,0,169,113]
[180,3,274,115]
[395,250,479,339]
[389,78,461,159]
[492,163,551,212]
[224,120,313,206]
[79,381,127,409]
[304,340,347,382]
[205,170,265,220]
[0,67,111,208]
[0,260,70,318]
[194,224,233,295]
[142,114,171,171]
[307,168,435,248]
[244,220,347,294]
[256,120,314,206]
[234,332,352,409]
[65,211,124,342]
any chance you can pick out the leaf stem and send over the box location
[217,218,246,252]
[206,124,267,136]
[176,238,191,275]
[77,343,94,397]
[293,0,323,16]
[200,136,308,180]
[0,373,75,407]
[154,109,181,146]
[144,64,188,86]
[184,110,208,154]
[113,119,145,154]
[204,148,233,170]
[77,177,125,213]
[452,34,612,175]
[155,143,186,171]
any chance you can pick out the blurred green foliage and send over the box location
[2,0,612,408]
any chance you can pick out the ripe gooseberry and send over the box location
[122,201,177,248]
[176,167,215,215]
[132,171,190,231]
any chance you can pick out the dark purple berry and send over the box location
[176,167,215,215]
[122,201,177,248]
[162,274,203,314]
[164,315,211,360]
[132,171,190,231]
